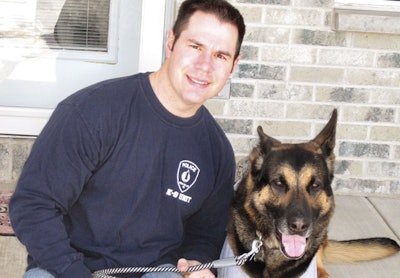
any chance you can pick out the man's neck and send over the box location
[149,69,200,118]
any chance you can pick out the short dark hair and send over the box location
[172,0,246,60]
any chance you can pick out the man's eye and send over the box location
[190,44,200,50]
[216,54,227,60]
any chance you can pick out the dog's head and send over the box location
[247,109,337,260]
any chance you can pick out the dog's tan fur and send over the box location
[227,109,399,278]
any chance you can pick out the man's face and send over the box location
[165,11,240,112]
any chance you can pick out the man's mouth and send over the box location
[279,233,307,259]
[187,75,210,86]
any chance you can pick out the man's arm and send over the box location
[9,103,99,277]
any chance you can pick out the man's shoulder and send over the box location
[51,73,151,129]
[65,73,148,104]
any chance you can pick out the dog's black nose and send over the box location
[289,218,309,233]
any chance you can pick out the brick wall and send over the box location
[1,0,400,196]
[205,0,400,196]
[0,137,33,191]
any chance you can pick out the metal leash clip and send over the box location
[235,239,263,265]
[212,239,263,269]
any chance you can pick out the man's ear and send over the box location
[165,29,175,58]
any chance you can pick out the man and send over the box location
[10,0,245,277]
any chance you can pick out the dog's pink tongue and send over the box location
[282,234,306,258]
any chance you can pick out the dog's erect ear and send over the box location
[312,109,337,158]
[257,126,281,152]
[249,126,282,171]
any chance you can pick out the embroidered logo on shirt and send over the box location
[165,160,200,204]
[177,160,200,193]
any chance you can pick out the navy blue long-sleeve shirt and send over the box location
[10,73,235,277]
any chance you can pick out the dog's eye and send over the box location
[308,181,322,194]
[312,183,320,189]
[307,177,323,194]
[274,178,285,187]
[271,178,287,193]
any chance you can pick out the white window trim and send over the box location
[333,0,400,35]
[0,0,171,136]
[334,0,400,14]
[0,106,53,136]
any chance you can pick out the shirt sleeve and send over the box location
[9,102,99,277]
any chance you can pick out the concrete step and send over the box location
[326,195,400,278]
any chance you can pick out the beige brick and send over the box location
[377,53,400,68]
[255,120,311,138]
[0,142,11,183]
[263,8,324,27]
[333,178,390,195]
[204,99,226,116]
[370,126,400,142]
[315,87,399,106]
[261,45,316,64]
[293,29,346,47]
[315,86,369,103]
[216,118,253,135]
[11,139,33,181]
[290,66,344,83]
[227,135,257,156]
[346,69,400,87]
[369,89,400,105]
[342,106,395,123]
[241,45,259,61]
[366,161,383,177]
[398,109,400,123]
[286,104,337,120]
[367,161,400,178]
[238,64,285,80]
[231,82,255,98]
[256,83,313,101]
[292,0,334,8]
[237,6,262,24]
[227,100,285,118]
[394,146,400,160]
[335,159,363,176]
[319,49,374,67]
[335,124,369,141]
[352,33,400,51]
[245,26,290,44]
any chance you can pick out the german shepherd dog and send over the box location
[227,109,400,278]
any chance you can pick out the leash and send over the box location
[92,239,263,278]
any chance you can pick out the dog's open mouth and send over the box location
[280,233,307,259]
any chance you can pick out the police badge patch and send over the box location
[177,160,200,193]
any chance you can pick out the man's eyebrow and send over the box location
[188,39,233,59]
[188,38,206,49]
[217,49,233,59]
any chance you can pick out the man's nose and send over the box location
[196,51,213,72]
